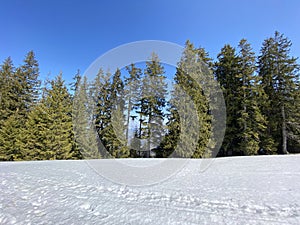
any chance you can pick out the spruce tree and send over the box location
[288,83,300,152]
[159,100,180,157]
[90,68,130,158]
[125,63,142,151]
[214,44,241,156]
[258,31,300,154]
[0,111,24,160]
[0,58,27,159]
[91,69,113,157]
[236,39,267,155]
[20,51,41,110]
[93,69,111,134]
[142,53,168,157]
[23,74,80,160]
[163,41,212,158]
[73,74,100,159]
[103,68,129,158]
[0,57,17,121]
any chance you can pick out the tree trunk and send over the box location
[125,97,131,144]
[281,105,288,154]
[147,114,152,158]
[243,74,247,140]
[138,112,143,157]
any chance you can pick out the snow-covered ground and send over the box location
[1,155,300,225]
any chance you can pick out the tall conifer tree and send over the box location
[24,74,80,160]
[236,39,267,155]
[142,53,168,157]
[258,31,300,153]
[215,44,241,156]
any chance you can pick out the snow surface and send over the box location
[1,155,300,225]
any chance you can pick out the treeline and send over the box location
[0,31,299,161]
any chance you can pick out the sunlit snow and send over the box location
[1,155,300,224]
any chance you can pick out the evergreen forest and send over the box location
[0,31,299,161]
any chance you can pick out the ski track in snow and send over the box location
[1,155,300,224]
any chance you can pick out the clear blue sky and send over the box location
[0,0,299,83]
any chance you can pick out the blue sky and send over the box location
[0,0,300,83]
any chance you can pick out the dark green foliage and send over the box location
[21,51,41,109]
[214,45,238,155]
[235,39,267,155]
[141,53,168,157]
[215,41,268,156]
[215,44,241,156]
[0,58,21,121]
[104,69,129,158]
[91,69,112,157]
[159,102,180,157]
[91,68,129,158]
[73,74,100,159]
[23,74,81,160]
[0,112,24,160]
[163,41,212,158]
[0,32,299,161]
[258,31,300,154]
[0,52,41,160]
[125,63,142,154]
[288,83,300,152]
